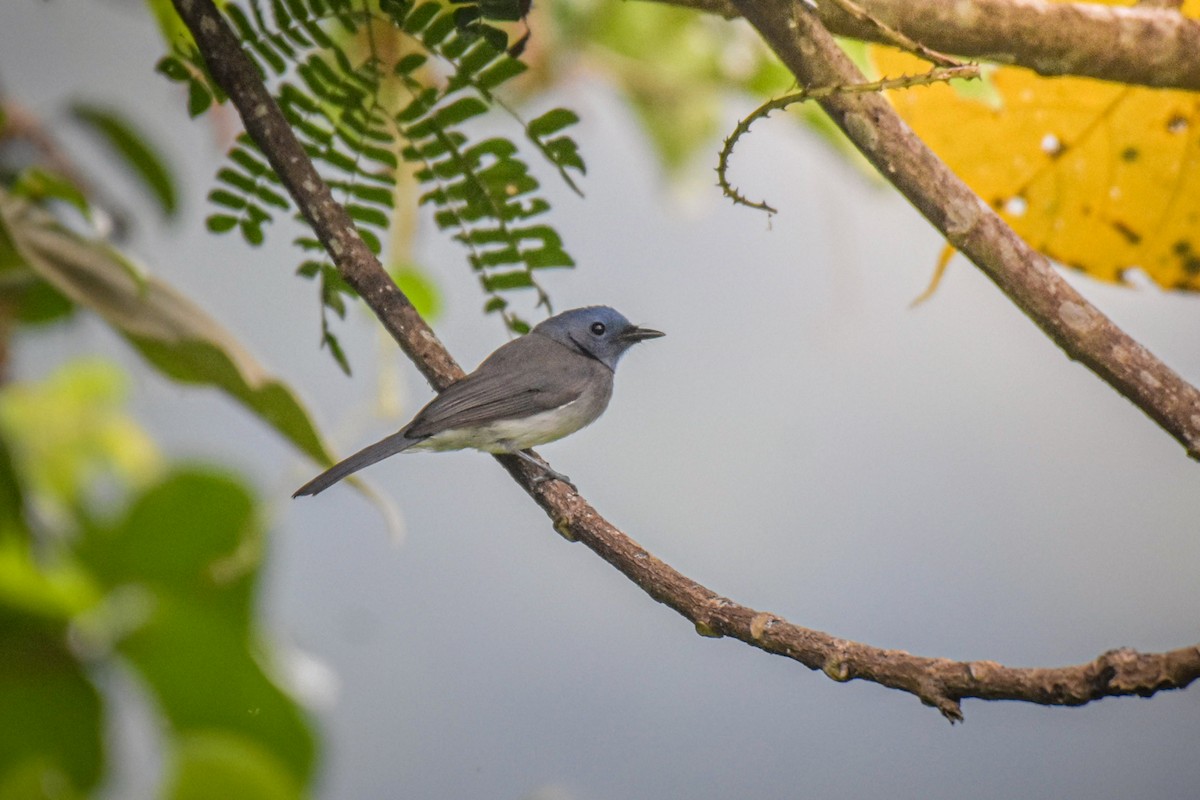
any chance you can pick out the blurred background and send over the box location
[2,1,1198,798]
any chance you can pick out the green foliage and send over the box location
[449,0,529,53]
[0,618,104,798]
[158,0,585,359]
[8,167,93,221]
[69,103,179,217]
[165,732,304,800]
[0,360,158,524]
[79,471,317,782]
[156,49,220,117]
[0,188,341,474]
[552,2,797,172]
[392,261,443,320]
[0,368,317,797]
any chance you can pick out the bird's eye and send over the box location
[590,322,606,336]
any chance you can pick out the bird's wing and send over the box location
[404,334,607,438]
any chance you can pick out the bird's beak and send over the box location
[620,325,665,344]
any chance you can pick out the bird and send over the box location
[293,306,664,497]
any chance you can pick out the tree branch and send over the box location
[731,0,1200,460]
[171,0,1200,720]
[654,0,1200,92]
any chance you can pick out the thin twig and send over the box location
[717,65,978,213]
[823,0,961,67]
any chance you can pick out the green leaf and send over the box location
[0,430,24,535]
[123,582,316,782]
[6,279,76,327]
[357,227,382,255]
[541,136,586,174]
[475,56,526,91]
[346,204,389,228]
[216,166,258,195]
[453,6,481,29]
[69,103,179,217]
[417,97,489,135]
[240,218,266,246]
[338,183,394,207]
[523,246,574,269]
[254,183,291,210]
[470,247,520,269]
[229,147,270,176]
[439,29,474,59]
[322,329,352,376]
[402,1,440,33]
[155,55,190,83]
[421,11,457,45]
[295,261,322,279]
[298,16,333,50]
[82,471,316,783]
[391,263,443,320]
[394,53,428,76]
[484,0,526,21]
[0,626,103,795]
[527,108,580,139]
[77,470,255,593]
[207,214,240,233]
[0,190,339,473]
[482,269,534,290]
[208,190,248,211]
[187,80,215,118]
[0,540,102,625]
[477,24,508,53]
[0,359,160,514]
[146,0,196,54]
[164,732,303,800]
[396,87,440,123]
[9,168,92,219]
[228,4,287,74]
[379,0,412,25]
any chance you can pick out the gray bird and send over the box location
[293,306,663,497]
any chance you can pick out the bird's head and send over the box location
[532,306,664,371]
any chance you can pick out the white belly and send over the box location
[411,397,606,454]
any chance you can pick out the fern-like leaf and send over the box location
[166,0,586,364]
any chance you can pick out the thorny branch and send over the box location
[171,0,1200,720]
[717,64,980,213]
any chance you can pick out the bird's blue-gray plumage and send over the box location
[293,306,663,497]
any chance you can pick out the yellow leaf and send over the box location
[871,0,1200,289]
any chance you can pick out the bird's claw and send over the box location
[511,450,576,491]
[531,468,576,491]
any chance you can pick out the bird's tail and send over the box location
[293,430,418,497]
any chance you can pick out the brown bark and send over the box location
[656,0,1200,91]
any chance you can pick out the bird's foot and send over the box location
[513,450,576,491]
[531,468,576,491]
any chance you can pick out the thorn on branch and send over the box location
[716,65,978,215]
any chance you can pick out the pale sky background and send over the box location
[4,1,1200,798]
